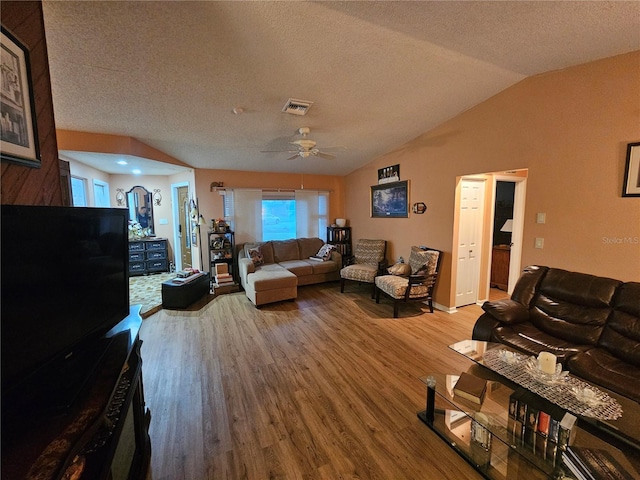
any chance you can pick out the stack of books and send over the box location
[214,263,235,287]
[562,447,634,480]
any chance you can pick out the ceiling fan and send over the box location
[262,127,338,160]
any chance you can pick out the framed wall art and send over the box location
[1,27,40,167]
[378,164,400,184]
[371,180,409,218]
[622,142,640,197]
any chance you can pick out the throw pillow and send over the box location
[388,263,411,276]
[248,247,264,266]
[315,243,336,261]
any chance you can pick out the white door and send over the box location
[93,180,110,207]
[456,179,486,307]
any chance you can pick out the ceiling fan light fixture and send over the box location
[282,98,313,116]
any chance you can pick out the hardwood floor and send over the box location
[139,283,508,480]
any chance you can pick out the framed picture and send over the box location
[1,27,40,167]
[371,180,409,218]
[622,142,640,197]
[378,164,400,184]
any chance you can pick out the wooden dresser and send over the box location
[490,245,511,291]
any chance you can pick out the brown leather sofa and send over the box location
[472,265,640,403]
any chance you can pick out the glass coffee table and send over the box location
[417,340,640,480]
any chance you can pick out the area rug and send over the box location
[129,272,175,318]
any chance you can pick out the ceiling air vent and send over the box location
[282,98,313,116]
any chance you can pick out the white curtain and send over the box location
[228,189,262,245]
[295,189,329,239]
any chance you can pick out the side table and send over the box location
[161,272,210,309]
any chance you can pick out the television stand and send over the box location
[1,306,151,480]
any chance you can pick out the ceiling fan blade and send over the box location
[260,150,299,153]
[286,154,300,160]
[315,151,336,160]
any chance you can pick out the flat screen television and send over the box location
[1,205,129,413]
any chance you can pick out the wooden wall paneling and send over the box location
[1,1,62,206]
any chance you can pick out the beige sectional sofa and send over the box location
[238,237,342,307]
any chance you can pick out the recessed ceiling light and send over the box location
[132,169,142,175]
[117,160,128,165]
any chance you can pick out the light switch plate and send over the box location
[535,238,544,249]
[536,213,546,224]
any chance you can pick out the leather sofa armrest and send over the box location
[330,250,342,264]
[481,298,529,324]
[472,313,500,341]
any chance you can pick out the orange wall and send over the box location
[57,130,192,168]
[344,52,640,309]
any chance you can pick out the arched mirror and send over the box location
[126,186,154,236]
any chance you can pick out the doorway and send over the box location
[172,183,193,271]
[453,171,527,309]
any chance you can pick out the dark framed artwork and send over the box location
[371,180,409,218]
[378,164,400,184]
[622,142,640,197]
[1,27,40,167]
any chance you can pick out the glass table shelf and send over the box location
[418,363,640,479]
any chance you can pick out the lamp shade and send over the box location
[500,219,513,233]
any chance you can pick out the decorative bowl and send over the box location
[497,350,520,365]
[524,357,569,385]
[571,386,606,407]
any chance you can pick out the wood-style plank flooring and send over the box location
[139,282,508,480]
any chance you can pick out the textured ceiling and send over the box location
[42,1,640,176]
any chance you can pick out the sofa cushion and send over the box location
[529,268,621,346]
[307,259,340,274]
[247,264,297,291]
[597,282,640,366]
[491,323,589,363]
[278,259,314,276]
[272,239,300,263]
[482,299,529,325]
[510,265,548,307]
[566,348,640,402]
[297,237,325,260]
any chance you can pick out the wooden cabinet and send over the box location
[327,227,352,261]
[490,245,511,291]
[208,231,237,285]
[128,238,169,275]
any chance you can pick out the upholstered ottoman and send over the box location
[162,272,211,309]
[243,264,298,307]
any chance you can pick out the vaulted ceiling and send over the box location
[42,1,640,176]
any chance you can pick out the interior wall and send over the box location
[1,1,63,206]
[344,51,640,309]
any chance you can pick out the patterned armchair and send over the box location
[340,239,387,298]
[375,246,442,318]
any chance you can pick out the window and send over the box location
[262,198,295,241]
[71,176,87,207]
[93,179,110,207]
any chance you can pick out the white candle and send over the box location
[538,352,557,374]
